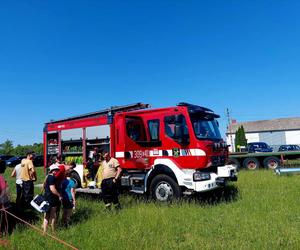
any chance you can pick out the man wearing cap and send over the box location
[20,151,37,208]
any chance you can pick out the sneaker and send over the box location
[105,203,112,211]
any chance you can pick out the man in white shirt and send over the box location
[11,163,23,207]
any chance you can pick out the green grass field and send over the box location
[3,168,300,250]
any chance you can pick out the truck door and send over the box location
[163,113,194,168]
[123,116,150,169]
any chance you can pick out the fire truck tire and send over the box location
[243,157,260,170]
[70,171,81,188]
[263,156,280,170]
[149,174,181,202]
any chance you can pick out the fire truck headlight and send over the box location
[193,172,211,181]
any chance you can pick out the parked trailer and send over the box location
[44,102,237,201]
[275,167,300,175]
[229,150,300,170]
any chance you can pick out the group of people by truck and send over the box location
[43,149,122,232]
[0,151,38,235]
[0,148,123,235]
[8,152,77,232]
[42,155,77,232]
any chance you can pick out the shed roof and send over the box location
[227,117,300,134]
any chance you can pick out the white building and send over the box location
[226,117,300,152]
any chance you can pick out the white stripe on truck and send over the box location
[115,148,206,158]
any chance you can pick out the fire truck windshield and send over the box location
[190,114,222,140]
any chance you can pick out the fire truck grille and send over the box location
[211,156,226,167]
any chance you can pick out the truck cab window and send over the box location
[190,113,221,140]
[126,117,146,142]
[164,115,189,143]
[148,120,160,141]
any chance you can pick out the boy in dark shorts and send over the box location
[61,170,76,227]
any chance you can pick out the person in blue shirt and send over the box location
[61,170,76,227]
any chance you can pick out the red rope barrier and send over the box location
[0,208,79,250]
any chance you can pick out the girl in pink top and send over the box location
[0,160,9,207]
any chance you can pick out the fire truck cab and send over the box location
[44,103,237,201]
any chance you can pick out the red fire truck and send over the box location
[44,103,237,201]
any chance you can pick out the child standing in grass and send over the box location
[61,170,76,227]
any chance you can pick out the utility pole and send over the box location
[226,108,234,152]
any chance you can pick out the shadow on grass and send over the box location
[1,202,41,235]
[119,185,240,209]
[71,206,93,226]
[72,184,240,211]
[188,185,240,205]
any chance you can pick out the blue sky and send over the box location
[1,0,300,145]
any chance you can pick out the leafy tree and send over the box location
[14,144,31,156]
[32,143,43,155]
[235,126,247,152]
[0,140,14,155]
[235,128,240,152]
[240,126,247,149]
[0,141,43,156]
[13,143,43,156]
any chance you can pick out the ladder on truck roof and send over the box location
[47,103,150,124]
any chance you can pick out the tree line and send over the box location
[0,140,43,156]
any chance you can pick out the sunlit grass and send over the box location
[4,170,300,249]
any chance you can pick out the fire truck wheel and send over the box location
[263,156,280,170]
[150,174,181,202]
[243,157,260,170]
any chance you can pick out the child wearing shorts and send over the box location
[61,170,76,227]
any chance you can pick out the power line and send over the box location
[226,108,234,152]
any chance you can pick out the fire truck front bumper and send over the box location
[191,164,238,192]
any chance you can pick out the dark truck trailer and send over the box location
[229,150,300,170]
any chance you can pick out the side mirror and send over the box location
[174,125,183,139]
[174,125,189,145]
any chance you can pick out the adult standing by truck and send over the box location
[101,151,122,210]
[10,163,23,207]
[20,151,37,209]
